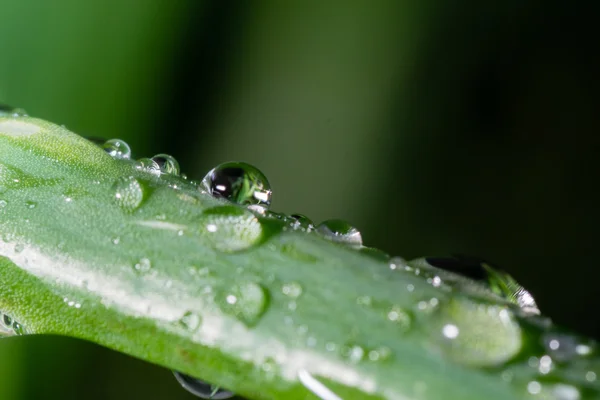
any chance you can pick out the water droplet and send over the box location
[216,282,269,327]
[341,344,366,363]
[281,282,303,298]
[0,312,27,336]
[389,256,408,271]
[133,257,152,273]
[542,333,595,362]
[173,372,234,399]
[0,103,27,117]
[527,381,542,395]
[386,305,412,332]
[289,214,314,232]
[112,176,144,212]
[316,219,362,247]
[25,200,36,209]
[135,158,161,175]
[198,206,263,252]
[551,384,580,400]
[432,297,522,367]
[0,200,7,208]
[367,346,392,362]
[420,255,540,314]
[202,162,272,207]
[179,311,202,331]
[151,153,180,175]
[103,139,131,160]
[14,243,24,253]
[359,247,390,261]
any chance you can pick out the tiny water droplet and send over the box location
[387,305,412,332]
[103,139,131,159]
[25,200,36,209]
[202,162,272,207]
[199,206,263,252]
[216,282,269,327]
[151,153,180,175]
[0,104,27,117]
[316,219,362,247]
[341,344,366,363]
[542,333,595,362]
[173,372,234,399]
[112,176,144,212]
[289,214,314,232]
[0,200,7,208]
[281,282,303,298]
[133,257,152,273]
[179,311,202,331]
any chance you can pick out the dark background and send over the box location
[0,1,599,399]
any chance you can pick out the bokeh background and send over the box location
[1,1,599,399]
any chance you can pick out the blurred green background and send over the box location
[1,1,599,399]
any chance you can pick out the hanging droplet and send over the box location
[316,219,362,247]
[112,176,144,212]
[216,282,269,327]
[135,158,161,175]
[173,372,234,399]
[151,153,180,176]
[102,139,132,160]
[198,206,264,252]
[289,214,314,232]
[202,162,272,207]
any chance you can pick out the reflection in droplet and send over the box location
[103,139,131,159]
[202,161,272,207]
[151,153,180,175]
[198,206,264,253]
[113,176,144,212]
[216,282,269,327]
[316,219,362,247]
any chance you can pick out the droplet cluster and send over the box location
[0,312,27,336]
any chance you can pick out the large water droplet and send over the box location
[198,206,263,252]
[112,176,144,212]
[151,154,180,175]
[216,282,269,327]
[202,162,272,207]
[103,139,132,160]
[431,297,522,367]
[316,219,362,247]
[173,372,234,399]
[419,256,540,314]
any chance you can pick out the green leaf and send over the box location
[0,116,597,399]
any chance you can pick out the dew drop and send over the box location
[389,256,408,271]
[216,282,269,327]
[198,206,263,252]
[201,162,272,207]
[289,214,314,232]
[178,311,202,331]
[103,139,131,160]
[112,176,144,212]
[135,158,161,175]
[386,305,412,332]
[0,200,7,208]
[432,297,522,367]
[0,312,27,337]
[173,372,234,399]
[0,103,27,117]
[25,200,37,209]
[281,282,303,298]
[316,219,362,247]
[151,153,180,175]
[133,257,152,273]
